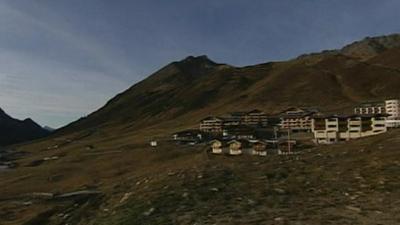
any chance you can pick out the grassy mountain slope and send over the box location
[1,127,400,224]
[59,34,400,136]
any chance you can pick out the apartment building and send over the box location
[279,107,319,132]
[354,102,385,115]
[311,114,387,144]
[227,109,268,127]
[199,116,224,133]
[354,99,400,127]
[242,109,268,127]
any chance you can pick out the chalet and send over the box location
[210,139,224,154]
[250,140,267,156]
[311,114,388,144]
[227,140,252,155]
[277,140,297,154]
[150,140,158,147]
[199,116,224,133]
[279,107,319,132]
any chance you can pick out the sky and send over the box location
[0,0,399,128]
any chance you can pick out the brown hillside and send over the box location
[58,35,400,136]
[3,34,400,225]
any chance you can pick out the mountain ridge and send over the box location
[0,107,51,146]
[57,33,400,137]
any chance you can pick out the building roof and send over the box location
[355,101,385,107]
[312,113,390,119]
[227,139,251,147]
[247,109,266,114]
[173,129,203,137]
[249,139,267,145]
[280,112,314,119]
[200,116,224,122]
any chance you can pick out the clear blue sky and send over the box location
[0,0,399,128]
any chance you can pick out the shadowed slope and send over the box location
[0,108,50,146]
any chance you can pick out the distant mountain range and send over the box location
[60,33,400,135]
[0,108,51,146]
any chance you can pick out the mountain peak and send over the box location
[168,55,227,77]
[177,55,219,67]
[181,55,212,62]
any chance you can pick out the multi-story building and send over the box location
[385,99,400,118]
[354,102,386,115]
[279,107,319,132]
[242,109,268,127]
[199,116,224,133]
[227,109,268,127]
[311,114,387,144]
[354,99,400,127]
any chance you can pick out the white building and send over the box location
[385,99,400,127]
[354,102,385,115]
[210,139,224,154]
[227,140,249,155]
[354,99,400,128]
[311,114,387,144]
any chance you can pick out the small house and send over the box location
[210,139,224,154]
[227,140,250,155]
[278,140,296,154]
[250,140,267,156]
[150,140,158,147]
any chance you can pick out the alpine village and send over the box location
[4,32,400,225]
[167,99,400,156]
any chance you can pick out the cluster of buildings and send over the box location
[209,139,295,156]
[173,109,295,156]
[354,99,400,128]
[311,114,387,144]
[311,99,400,144]
[168,99,400,154]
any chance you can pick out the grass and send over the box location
[2,127,400,224]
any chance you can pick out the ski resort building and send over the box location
[199,116,224,133]
[250,140,268,156]
[354,99,400,128]
[279,107,319,132]
[311,114,388,144]
[210,139,224,154]
[227,140,249,155]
